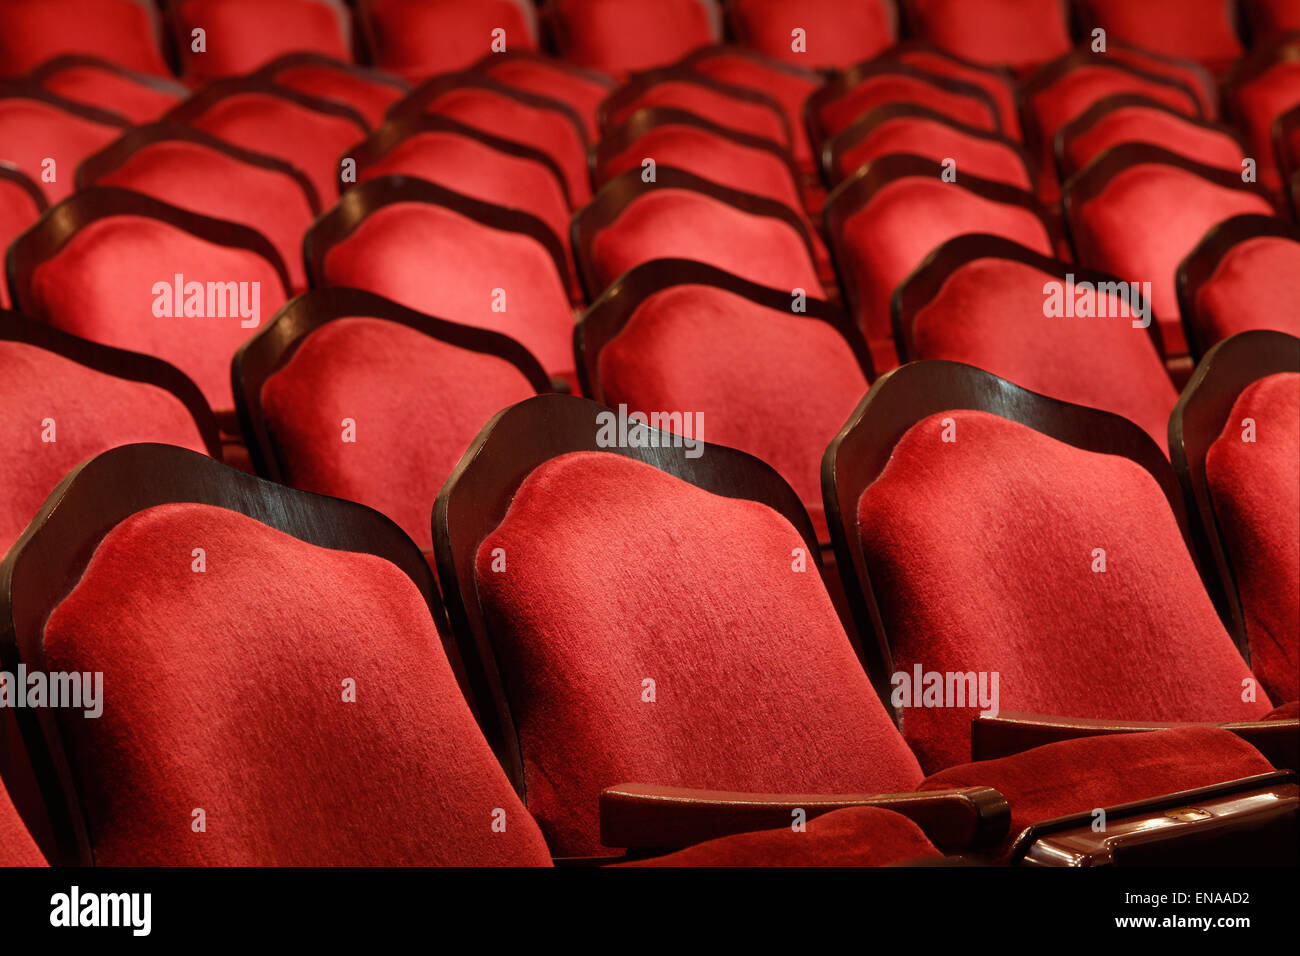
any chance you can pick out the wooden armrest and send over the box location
[598,782,1009,852]
[972,712,1299,771]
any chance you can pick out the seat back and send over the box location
[167,0,351,81]
[1222,36,1300,194]
[0,83,128,202]
[254,52,410,127]
[0,0,168,78]
[727,0,897,70]
[899,0,1072,73]
[479,51,614,141]
[1074,0,1243,72]
[31,55,186,123]
[0,166,45,310]
[547,0,721,75]
[357,0,539,80]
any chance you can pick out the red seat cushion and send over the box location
[0,339,209,555]
[818,72,1001,139]
[1080,0,1243,73]
[0,177,43,309]
[96,139,317,293]
[320,202,575,380]
[858,410,1273,772]
[0,779,46,866]
[1205,373,1300,703]
[475,451,925,857]
[0,97,123,202]
[0,0,168,77]
[26,215,288,415]
[173,0,350,81]
[596,285,868,540]
[729,0,896,71]
[604,79,790,149]
[551,0,718,76]
[835,178,1052,371]
[588,188,824,298]
[37,62,183,123]
[1193,236,1300,347]
[266,62,406,128]
[1063,103,1245,178]
[903,0,1072,73]
[832,116,1031,189]
[484,57,612,141]
[360,0,538,81]
[260,316,537,551]
[909,257,1177,451]
[1072,164,1274,358]
[1228,60,1300,194]
[622,805,943,866]
[41,502,554,865]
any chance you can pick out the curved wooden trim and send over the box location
[432,392,822,799]
[474,48,617,90]
[1176,214,1300,361]
[677,42,824,85]
[1168,329,1300,656]
[0,163,48,214]
[251,50,410,93]
[0,308,222,458]
[571,165,819,302]
[891,232,1167,365]
[6,185,292,317]
[0,78,132,128]
[0,441,453,865]
[573,257,871,402]
[1103,40,1220,115]
[75,121,322,212]
[28,53,189,99]
[303,173,569,292]
[821,359,1193,712]
[887,37,1020,86]
[232,287,553,481]
[1272,102,1300,185]
[162,75,370,133]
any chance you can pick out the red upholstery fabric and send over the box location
[832,117,1032,189]
[604,80,789,149]
[260,316,537,551]
[1063,104,1245,178]
[728,0,895,70]
[686,51,821,169]
[0,177,42,310]
[179,91,366,206]
[596,285,868,540]
[26,215,287,414]
[1193,237,1300,346]
[622,806,942,866]
[921,727,1278,856]
[551,0,718,76]
[903,0,1071,72]
[37,63,182,123]
[1228,60,1300,194]
[1266,700,1300,720]
[1205,373,1300,703]
[893,49,1022,140]
[1073,164,1274,358]
[1106,46,1218,119]
[0,339,209,555]
[835,178,1052,371]
[360,0,537,81]
[267,63,405,128]
[320,202,575,379]
[97,139,317,292]
[1247,0,1300,35]
[588,188,824,299]
[909,257,1177,450]
[483,57,611,140]
[0,0,168,77]
[818,73,1000,139]
[0,779,45,866]
[0,97,123,202]
[41,502,553,866]
[1080,0,1243,73]
[173,0,350,81]
[475,451,925,857]
[411,86,590,205]
[857,410,1273,772]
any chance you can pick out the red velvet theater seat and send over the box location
[1057,95,1248,183]
[893,235,1177,452]
[0,84,127,203]
[547,0,721,76]
[479,51,615,141]
[387,73,591,206]
[1064,144,1276,369]
[30,56,186,124]
[164,78,369,208]
[1103,43,1219,120]
[0,778,45,866]
[1171,330,1300,704]
[572,167,826,302]
[824,154,1054,372]
[825,361,1291,774]
[822,105,1033,190]
[576,259,871,542]
[168,0,351,82]
[255,53,410,128]
[0,310,219,556]
[77,123,320,293]
[889,42,1023,140]
[6,188,291,419]
[234,288,550,553]
[1074,0,1243,75]
[0,167,44,310]
[306,175,577,383]
[1244,0,1300,38]
[898,0,1072,74]
[1223,36,1300,197]
[1177,215,1300,360]
[727,0,897,70]
[357,0,538,81]
[0,0,168,78]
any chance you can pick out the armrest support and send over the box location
[972,713,1299,771]
[599,782,1009,852]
